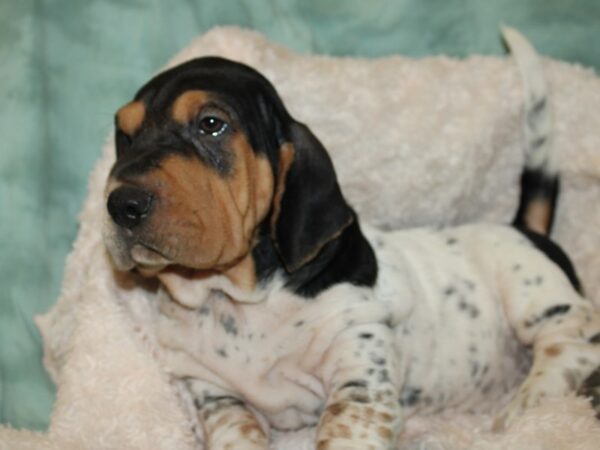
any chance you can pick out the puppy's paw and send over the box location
[492,382,550,431]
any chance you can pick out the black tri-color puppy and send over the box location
[103,35,600,450]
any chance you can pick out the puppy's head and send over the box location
[104,57,353,287]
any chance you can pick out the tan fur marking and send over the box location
[133,132,274,284]
[334,424,352,439]
[214,412,232,430]
[171,90,209,124]
[223,253,257,293]
[378,411,394,423]
[270,143,295,234]
[377,426,393,440]
[240,422,265,439]
[545,344,562,357]
[116,100,145,135]
[317,441,331,450]
[229,133,274,242]
[524,198,551,235]
[327,402,348,417]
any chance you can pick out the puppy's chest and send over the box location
[156,283,394,426]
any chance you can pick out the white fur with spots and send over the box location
[156,223,600,449]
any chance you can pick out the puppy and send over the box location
[103,30,600,449]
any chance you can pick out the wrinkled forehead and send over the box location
[132,58,274,120]
[114,57,288,151]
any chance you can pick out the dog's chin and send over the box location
[130,244,170,276]
[103,226,171,276]
[106,243,171,276]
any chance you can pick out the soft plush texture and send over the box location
[1,26,600,449]
[4,0,600,431]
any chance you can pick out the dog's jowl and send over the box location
[103,30,600,449]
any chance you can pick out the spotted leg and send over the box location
[493,252,600,430]
[316,324,403,450]
[187,380,269,450]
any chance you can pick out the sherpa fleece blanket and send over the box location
[2,26,600,450]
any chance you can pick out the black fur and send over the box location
[253,216,377,298]
[273,122,357,273]
[514,227,582,293]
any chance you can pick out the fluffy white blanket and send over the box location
[2,26,600,450]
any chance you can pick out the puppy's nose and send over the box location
[107,186,154,229]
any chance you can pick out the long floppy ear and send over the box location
[271,122,355,273]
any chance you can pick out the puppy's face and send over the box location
[104,57,353,288]
[104,58,285,274]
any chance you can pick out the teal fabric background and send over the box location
[1,0,599,431]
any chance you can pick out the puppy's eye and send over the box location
[199,116,228,136]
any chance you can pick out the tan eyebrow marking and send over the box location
[116,100,146,135]
[171,90,209,124]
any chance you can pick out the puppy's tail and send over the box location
[503,26,558,236]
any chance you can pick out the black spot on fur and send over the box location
[294,320,305,328]
[219,313,238,336]
[340,380,368,390]
[532,136,547,149]
[400,387,422,407]
[463,279,476,291]
[482,381,494,395]
[359,332,374,340]
[589,332,600,344]
[459,301,479,318]
[383,315,394,328]
[545,304,571,318]
[525,304,571,328]
[369,352,386,366]
[470,361,480,378]
[514,228,582,293]
[379,369,390,383]
[348,392,370,403]
[444,286,456,296]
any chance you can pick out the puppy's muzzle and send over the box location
[107,186,154,229]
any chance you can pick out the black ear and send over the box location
[272,122,355,273]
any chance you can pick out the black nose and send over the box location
[107,186,154,229]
